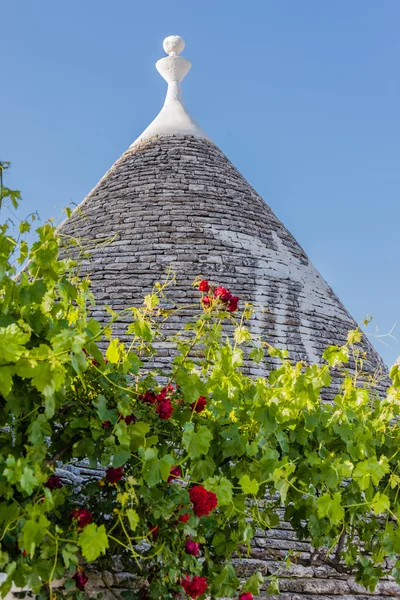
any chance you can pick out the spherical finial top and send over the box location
[163,35,185,56]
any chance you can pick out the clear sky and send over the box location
[2,1,399,366]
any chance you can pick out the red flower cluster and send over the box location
[139,385,175,420]
[140,390,157,404]
[71,508,92,528]
[181,575,208,599]
[156,398,173,420]
[239,594,253,600]
[189,486,218,517]
[168,465,182,483]
[198,280,210,292]
[214,286,239,312]
[199,281,239,312]
[44,475,63,490]
[185,538,200,556]
[190,396,207,413]
[156,384,175,420]
[106,467,124,484]
[73,570,88,591]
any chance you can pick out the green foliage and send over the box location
[78,525,109,561]
[0,168,399,599]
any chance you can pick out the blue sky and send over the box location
[2,1,399,366]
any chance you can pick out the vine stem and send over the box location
[47,535,58,599]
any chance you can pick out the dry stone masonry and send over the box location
[61,134,387,388]
[58,36,396,599]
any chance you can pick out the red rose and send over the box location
[178,513,190,523]
[185,538,200,557]
[168,466,182,483]
[189,486,218,517]
[198,280,210,292]
[239,594,253,600]
[44,475,63,490]
[189,486,208,515]
[191,396,207,413]
[156,399,173,420]
[140,391,157,404]
[106,466,124,484]
[227,296,239,312]
[71,508,92,528]
[214,286,232,303]
[181,575,208,599]
[124,414,136,425]
[202,295,211,307]
[73,570,88,591]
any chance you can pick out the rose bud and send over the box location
[73,570,89,591]
[168,465,181,483]
[239,594,254,600]
[71,508,92,528]
[44,475,63,490]
[105,466,124,484]
[185,538,200,557]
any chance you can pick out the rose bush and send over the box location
[0,164,400,599]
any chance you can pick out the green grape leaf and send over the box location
[182,423,212,459]
[0,366,13,397]
[371,492,390,515]
[242,572,264,595]
[234,326,252,345]
[126,509,139,531]
[20,467,38,495]
[316,492,344,525]
[322,345,349,367]
[239,475,260,495]
[0,324,30,362]
[353,457,390,491]
[191,459,216,481]
[78,524,109,561]
[249,347,264,363]
[106,339,124,363]
[204,476,233,505]
[212,564,240,598]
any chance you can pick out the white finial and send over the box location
[130,36,210,147]
[163,35,185,56]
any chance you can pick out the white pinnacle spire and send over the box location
[131,35,211,147]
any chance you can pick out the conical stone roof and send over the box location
[60,36,386,387]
